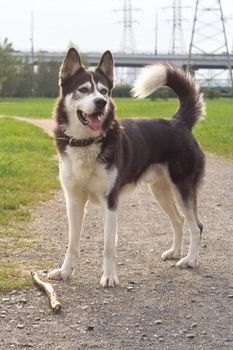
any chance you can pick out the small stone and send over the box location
[127,286,134,291]
[0,314,6,318]
[17,324,25,329]
[8,290,17,295]
[82,306,88,310]
[140,334,147,340]
[191,323,198,328]
[158,336,164,342]
[228,294,233,298]
[173,333,180,338]
[154,320,163,325]
[202,274,213,279]
[186,334,195,339]
[22,343,33,348]
[2,297,10,302]
[32,324,40,328]
[18,298,27,304]
[34,317,41,322]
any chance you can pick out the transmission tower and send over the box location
[117,0,140,53]
[163,0,187,54]
[115,0,140,83]
[188,0,233,95]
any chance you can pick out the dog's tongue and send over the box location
[87,114,102,131]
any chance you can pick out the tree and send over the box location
[15,57,33,97]
[36,56,60,97]
[0,38,18,96]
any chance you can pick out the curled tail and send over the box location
[131,63,205,130]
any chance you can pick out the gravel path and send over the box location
[1,119,233,349]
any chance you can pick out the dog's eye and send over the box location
[100,88,108,95]
[78,87,89,93]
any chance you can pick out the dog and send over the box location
[48,48,205,287]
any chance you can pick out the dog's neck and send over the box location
[56,133,104,148]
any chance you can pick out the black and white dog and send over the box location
[48,48,205,287]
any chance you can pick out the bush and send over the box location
[112,84,131,98]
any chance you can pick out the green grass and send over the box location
[115,97,179,118]
[0,97,55,118]
[0,118,59,290]
[194,99,233,157]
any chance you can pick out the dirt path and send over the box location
[13,117,56,138]
[1,119,233,349]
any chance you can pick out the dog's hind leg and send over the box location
[173,184,203,268]
[48,189,87,280]
[149,178,185,261]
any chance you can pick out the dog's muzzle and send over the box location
[77,110,104,131]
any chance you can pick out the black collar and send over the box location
[57,134,103,147]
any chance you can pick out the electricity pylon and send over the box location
[163,0,188,54]
[115,0,140,83]
[188,0,233,95]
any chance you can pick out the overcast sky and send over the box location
[0,0,232,54]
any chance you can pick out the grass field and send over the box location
[0,97,56,118]
[0,96,232,290]
[0,118,59,290]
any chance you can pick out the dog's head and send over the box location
[58,48,115,136]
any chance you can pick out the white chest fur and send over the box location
[60,145,117,204]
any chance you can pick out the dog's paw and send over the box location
[100,274,119,287]
[176,256,197,268]
[161,248,181,261]
[48,268,73,281]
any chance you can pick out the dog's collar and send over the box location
[57,134,103,147]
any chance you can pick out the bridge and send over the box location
[12,51,233,70]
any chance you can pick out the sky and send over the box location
[0,0,233,54]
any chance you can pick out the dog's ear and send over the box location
[97,51,114,86]
[59,48,83,83]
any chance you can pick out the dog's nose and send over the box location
[94,98,107,109]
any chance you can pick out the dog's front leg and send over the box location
[100,205,119,287]
[49,190,87,281]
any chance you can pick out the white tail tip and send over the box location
[131,64,167,99]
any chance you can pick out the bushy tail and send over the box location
[131,63,205,130]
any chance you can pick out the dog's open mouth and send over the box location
[77,110,103,131]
